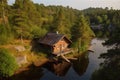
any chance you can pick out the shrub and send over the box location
[0,48,18,77]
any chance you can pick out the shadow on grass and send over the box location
[30,38,51,57]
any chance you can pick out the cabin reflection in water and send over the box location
[43,61,71,76]
[42,53,89,77]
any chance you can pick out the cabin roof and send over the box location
[39,32,72,46]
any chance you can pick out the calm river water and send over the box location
[39,38,109,80]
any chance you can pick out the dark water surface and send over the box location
[39,38,109,80]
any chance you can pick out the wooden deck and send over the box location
[60,54,71,63]
[52,48,73,56]
[88,46,94,52]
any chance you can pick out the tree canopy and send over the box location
[0,0,95,50]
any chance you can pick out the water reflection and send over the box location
[43,61,71,76]
[42,52,89,77]
[72,53,89,76]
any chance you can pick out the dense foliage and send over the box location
[0,0,95,53]
[0,48,18,78]
[71,15,95,52]
[91,8,120,80]
[83,7,120,38]
[0,0,120,45]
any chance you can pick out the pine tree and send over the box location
[0,0,13,45]
[72,14,95,53]
[12,0,43,41]
[0,0,8,24]
[52,8,72,38]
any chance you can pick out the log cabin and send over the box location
[39,32,72,56]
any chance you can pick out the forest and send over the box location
[0,0,95,49]
[0,0,120,79]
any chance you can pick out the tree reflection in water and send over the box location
[72,52,89,76]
